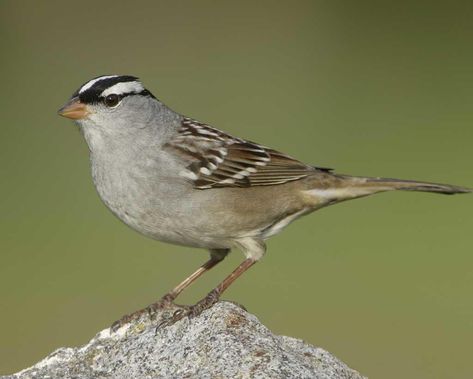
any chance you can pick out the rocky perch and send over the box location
[4,302,364,379]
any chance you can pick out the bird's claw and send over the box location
[110,295,176,332]
[156,308,188,331]
[155,289,221,333]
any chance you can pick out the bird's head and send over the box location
[58,75,159,132]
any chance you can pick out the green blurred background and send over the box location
[1,1,472,377]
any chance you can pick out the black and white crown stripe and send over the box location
[78,75,119,94]
[73,75,155,104]
[100,81,145,97]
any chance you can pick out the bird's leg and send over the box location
[159,258,257,328]
[111,249,228,331]
[147,249,228,312]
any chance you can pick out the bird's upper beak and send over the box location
[57,97,89,120]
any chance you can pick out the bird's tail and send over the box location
[305,174,471,205]
[340,175,472,195]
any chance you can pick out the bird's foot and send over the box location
[110,293,178,332]
[156,289,220,331]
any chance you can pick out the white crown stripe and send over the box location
[101,82,145,97]
[78,75,118,94]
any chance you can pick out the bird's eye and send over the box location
[103,94,120,107]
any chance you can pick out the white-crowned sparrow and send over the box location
[58,75,471,328]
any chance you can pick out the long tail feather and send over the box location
[304,174,471,205]
[340,175,472,195]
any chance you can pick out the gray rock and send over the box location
[4,302,364,379]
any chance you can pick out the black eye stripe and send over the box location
[101,94,125,102]
[98,90,155,104]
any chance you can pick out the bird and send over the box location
[58,74,471,328]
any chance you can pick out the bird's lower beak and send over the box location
[57,97,89,120]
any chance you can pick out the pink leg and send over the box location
[111,249,229,330]
[160,258,257,327]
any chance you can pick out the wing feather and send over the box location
[164,117,325,189]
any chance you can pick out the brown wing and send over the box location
[164,117,320,189]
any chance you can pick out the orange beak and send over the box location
[57,97,90,120]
